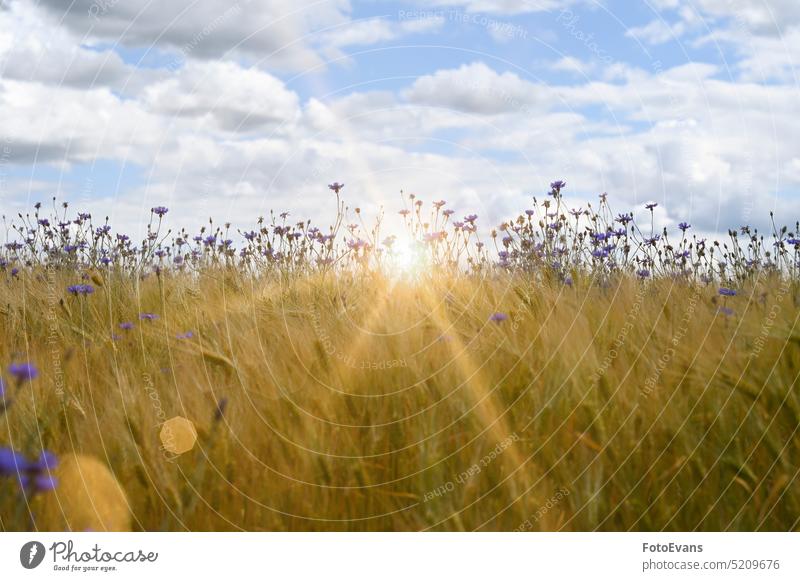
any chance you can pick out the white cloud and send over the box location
[404,62,550,114]
[141,61,300,133]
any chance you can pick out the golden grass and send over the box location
[1,268,799,531]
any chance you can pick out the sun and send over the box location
[385,237,429,281]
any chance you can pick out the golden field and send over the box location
[1,267,799,531]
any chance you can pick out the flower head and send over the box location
[718,287,737,297]
[0,447,58,493]
[67,284,95,296]
[8,362,38,383]
[489,312,509,323]
[139,313,160,321]
[328,182,344,194]
[151,206,169,217]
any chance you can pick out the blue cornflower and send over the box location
[8,362,38,383]
[550,180,566,192]
[67,284,94,296]
[637,269,651,278]
[0,447,28,475]
[489,312,509,323]
[176,331,194,340]
[718,287,737,297]
[139,313,159,321]
[119,322,134,330]
[678,222,691,232]
[1,449,59,493]
[645,202,658,210]
[152,206,169,217]
[328,182,344,194]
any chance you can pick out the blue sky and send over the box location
[0,0,798,238]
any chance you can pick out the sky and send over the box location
[0,0,798,239]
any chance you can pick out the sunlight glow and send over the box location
[386,237,429,281]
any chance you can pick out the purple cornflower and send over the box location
[678,222,691,232]
[550,180,566,193]
[718,287,737,297]
[67,284,94,296]
[718,306,735,317]
[8,362,38,383]
[176,331,194,340]
[139,313,159,321]
[489,312,509,323]
[151,206,169,217]
[0,447,27,476]
[616,213,633,225]
[645,202,658,210]
[0,448,58,493]
[328,182,344,194]
[119,322,134,330]
[637,269,651,279]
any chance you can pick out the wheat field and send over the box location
[1,260,799,531]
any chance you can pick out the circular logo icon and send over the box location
[20,541,46,569]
